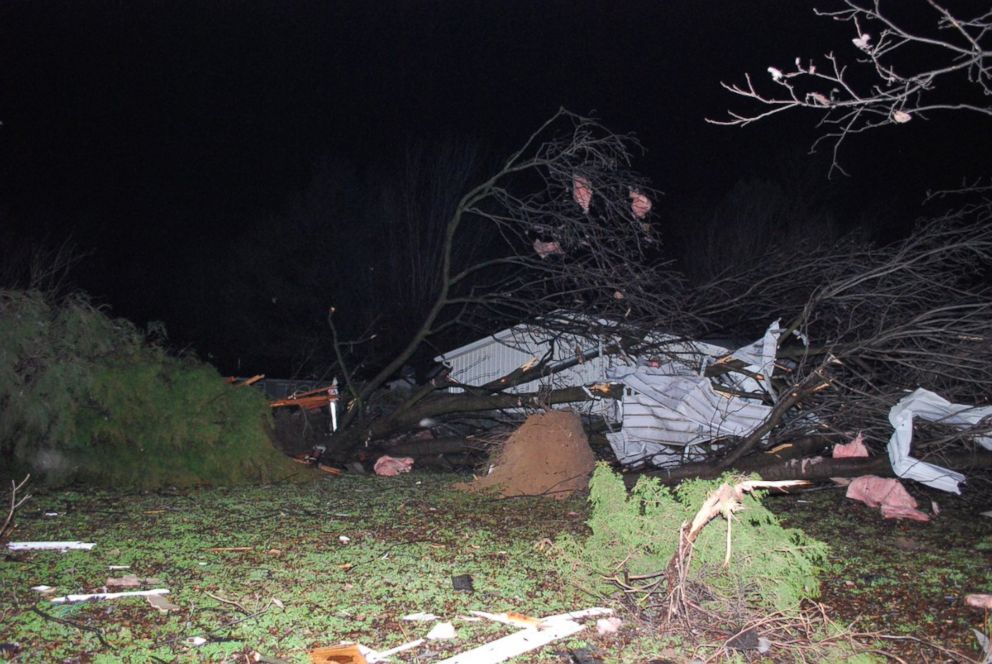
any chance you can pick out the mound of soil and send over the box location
[455,410,596,499]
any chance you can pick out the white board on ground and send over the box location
[436,618,585,664]
[51,589,170,604]
[7,541,96,551]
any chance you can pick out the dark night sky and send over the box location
[1,1,988,374]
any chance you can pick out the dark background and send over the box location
[1,1,987,376]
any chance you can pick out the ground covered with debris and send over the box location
[768,483,992,662]
[1,472,989,662]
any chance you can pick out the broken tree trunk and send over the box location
[627,449,992,488]
[382,437,484,457]
[328,382,622,460]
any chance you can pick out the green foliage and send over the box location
[0,289,300,488]
[556,463,828,613]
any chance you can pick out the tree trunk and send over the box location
[382,437,483,457]
[328,382,622,460]
[626,449,992,487]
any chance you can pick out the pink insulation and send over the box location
[846,475,930,522]
[373,455,415,477]
[832,433,869,458]
[572,176,592,214]
[629,189,652,219]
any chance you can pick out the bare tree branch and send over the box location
[327,109,687,454]
[708,1,992,176]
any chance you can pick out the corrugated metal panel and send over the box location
[435,320,782,468]
[437,325,611,390]
[435,324,627,417]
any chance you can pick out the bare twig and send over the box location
[204,591,251,615]
[1,475,31,541]
[31,604,112,650]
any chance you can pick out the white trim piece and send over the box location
[51,589,170,604]
[436,619,585,664]
[7,541,96,551]
[470,611,543,628]
[402,612,439,621]
[426,622,457,640]
[435,607,610,664]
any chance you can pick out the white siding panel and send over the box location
[606,367,771,463]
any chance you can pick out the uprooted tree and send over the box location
[327,196,992,483]
[320,3,992,488]
[321,115,992,489]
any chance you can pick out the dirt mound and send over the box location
[455,410,596,499]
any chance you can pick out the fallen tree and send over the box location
[319,78,992,488]
[322,197,992,491]
[328,381,622,461]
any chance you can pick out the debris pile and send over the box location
[455,411,595,499]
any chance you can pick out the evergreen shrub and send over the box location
[0,289,303,488]
[556,463,828,613]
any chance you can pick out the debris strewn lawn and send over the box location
[0,474,596,662]
[1,473,990,662]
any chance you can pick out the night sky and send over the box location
[1,1,988,376]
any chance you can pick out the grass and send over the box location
[1,473,594,662]
[1,473,990,662]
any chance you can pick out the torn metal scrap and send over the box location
[606,321,781,468]
[606,370,772,466]
[887,388,992,493]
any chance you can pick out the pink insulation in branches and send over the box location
[373,455,414,476]
[572,176,592,214]
[533,239,564,259]
[629,189,652,219]
[832,432,869,458]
